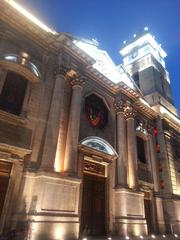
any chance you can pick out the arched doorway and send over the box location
[80,137,117,237]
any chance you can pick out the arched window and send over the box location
[0,71,27,115]
[81,137,115,155]
[136,136,147,164]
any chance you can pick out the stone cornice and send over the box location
[0,143,31,158]
[134,100,157,120]
[0,110,26,126]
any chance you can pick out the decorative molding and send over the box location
[0,110,26,126]
[84,160,105,177]
[114,100,125,114]
[70,74,86,87]
[0,143,31,158]
[124,101,136,119]
[54,64,69,77]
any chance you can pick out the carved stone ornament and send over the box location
[70,74,86,87]
[54,64,69,76]
[124,101,136,119]
[114,100,125,114]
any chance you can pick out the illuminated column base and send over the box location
[114,188,147,236]
[13,171,81,240]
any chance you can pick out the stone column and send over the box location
[125,102,138,189]
[148,132,159,192]
[41,70,67,170]
[114,100,127,186]
[63,74,85,175]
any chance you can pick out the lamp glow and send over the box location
[174,234,178,238]
[162,235,166,238]
[126,236,130,239]
[140,236,144,239]
[151,234,156,238]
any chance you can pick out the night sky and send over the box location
[20,0,180,113]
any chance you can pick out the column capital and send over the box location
[124,102,136,119]
[54,64,69,77]
[114,100,125,114]
[70,75,85,88]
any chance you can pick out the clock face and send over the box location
[132,50,138,59]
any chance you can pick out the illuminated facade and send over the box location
[0,1,180,239]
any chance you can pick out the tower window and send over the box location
[136,136,146,163]
[132,72,140,87]
[0,71,27,115]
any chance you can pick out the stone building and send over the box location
[0,0,180,239]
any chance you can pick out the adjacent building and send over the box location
[0,0,180,239]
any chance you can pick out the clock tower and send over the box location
[120,31,178,116]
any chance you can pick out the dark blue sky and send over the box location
[22,0,180,113]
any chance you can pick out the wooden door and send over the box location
[81,174,106,236]
[144,198,153,234]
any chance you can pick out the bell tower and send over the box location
[120,30,178,116]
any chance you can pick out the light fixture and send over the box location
[162,235,166,238]
[174,234,178,238]
[126,236,130,239]
[108,237,112,240]
[151,234,156,238]
[82,238,87,240]
[140,236,144,239]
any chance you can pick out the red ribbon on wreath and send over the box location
[87,106,101,127]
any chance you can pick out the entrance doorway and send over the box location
[81,173,106,236]
[144,192,153,234]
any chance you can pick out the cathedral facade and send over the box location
[0,1,180,239]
